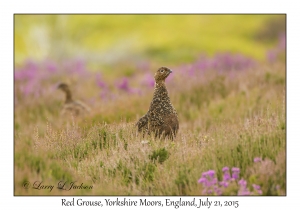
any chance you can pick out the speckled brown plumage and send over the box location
[57,83,90,117]
[136,67,179,139]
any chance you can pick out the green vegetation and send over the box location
[15,14,284,65]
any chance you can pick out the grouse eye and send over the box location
[160,69,164,73]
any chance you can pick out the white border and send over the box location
[2,1,298,209]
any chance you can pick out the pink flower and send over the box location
[254,157,262,162]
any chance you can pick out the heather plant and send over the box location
[149,148,170,164]
[14,56,285,195]
[197,162,270,196]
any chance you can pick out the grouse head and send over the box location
[57,83,70,92]
[154,67,172,82]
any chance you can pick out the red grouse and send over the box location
[136,67,179,139]
[57,83,90,117]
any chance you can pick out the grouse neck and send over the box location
[154,80,168,93]
[64,89,73,103]
[154,80,170,100]
[155,80,166,88]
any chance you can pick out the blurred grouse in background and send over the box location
[136,67,179,139]
[57,83,90,117]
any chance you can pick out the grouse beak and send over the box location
[169,69,173,73]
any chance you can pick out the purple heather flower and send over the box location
[256,189,262,195]
[201,171,208,178]
[222,167,230,179]
[201,170,215,179]
[219,181,229,188]
[196,59,209,71]
[24,59,38,72]
[223,54,233,68]
[238,189,251,196]
[199,165,266,195]
[252,184,262,194]
[238,179,251,195]
[223,171,231,181]
[128,88,142,95]
[198,177,207,184]
[212,177,218,185]
[266,50,277,63]
[238,179,247,187]
[100,91,107,99]
[213,185,223,195]
[74,59,86,74]
[63,58,88,76]
[207,170,215,178]
[232,172,239,180]
[232,167,240,173]
[212,59,219,70]
[142,73,155,88]
[15,62,38,81]
[14,70,23,81]
[278,34,286,50]
[254,157,262,163]
[116,77,130,91]
[252,184,261,190]
[223,182,229,188]
[215,188,223,195]
[231,168,240,180]
[199,170,218,188]
[44,60,57,73]
[100,89,112,100]
[20,81,36,96]
[95,73,107,88]
[188,67,195,76]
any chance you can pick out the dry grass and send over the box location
[14,61,285,195]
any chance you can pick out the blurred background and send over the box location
[14,14,286,124]
[14,14,286,123]
[14,14,285,98]
[15,14,285,66]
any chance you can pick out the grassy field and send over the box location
[14,15,286,195]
